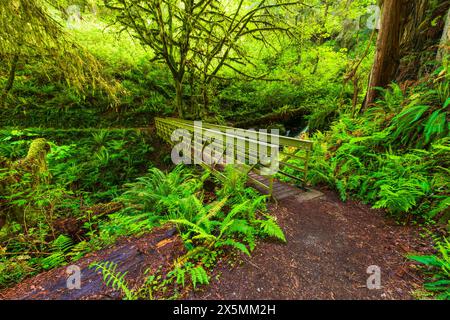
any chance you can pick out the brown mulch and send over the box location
[0,226,185,300]
[188,190,431,300]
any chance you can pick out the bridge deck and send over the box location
[247,171,304,200]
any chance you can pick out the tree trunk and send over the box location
[202,83,209,114]
[400,1,428,52]
[1,54,19,101]
[363,0,408,110]
[437,7,450,61]
[174,80,184,118]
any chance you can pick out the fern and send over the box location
[190,266,209,289]
[119,165,201,214]
[169,197,264,255]
[376,83,404,113]
[217,165,248,198]
[172,265,186,287]
[256,217,286,243]
[409,237,450,300]
[168,218,217,242]
[90,261,136,300]
[391,104,429,146]
[428,197,450,220]
[373,179,430,214]
[41,235,73,270]
[424,110,447,144]
[169,264,209,289]
[215,239,250,256]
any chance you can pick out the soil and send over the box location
[188,189,430,300]
[1,189,431,300]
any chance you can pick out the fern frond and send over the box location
[190,266,209,289]
[424,111,447,144]
[168,219,216,242]
[215,239,250,256]
[41,235,74,270]
[257,217,286,243]
[90,261,135,300]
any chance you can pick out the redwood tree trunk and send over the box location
[438,7,450,61]
[363,0,408,110]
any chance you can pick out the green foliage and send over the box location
[390,104,448,149]
[301,69,450,222]
[0,0,118,98]
[375,83,405,113]
[0,253,36,288]
[0,21,172,128]
[0,128,157,200]
[298,61,450,299]
[409,237,450,300]
[255,216,287,243]
[5,0,444,300]
[216,165,249,199]
[90,261,136,300]
[168,169,285,256]
[169,263,210,290]
[41,235,74,270]
[386,68,449,149]
[0,127,163,288]
[119,166,201,213]
[1,0,377,130]
[74,165,285,298]
[1,150,286,296]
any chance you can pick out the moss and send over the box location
[0,139,51,226]
[24,138,51,181]
[26,138,50,160]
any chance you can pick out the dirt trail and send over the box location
[189,190,428,300]
[1,190,428,300]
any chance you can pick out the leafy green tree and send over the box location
[0,0,117,102]
[104,0,298,117]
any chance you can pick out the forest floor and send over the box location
[190,189,430,300]
[0,189,431,300]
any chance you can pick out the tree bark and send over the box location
[1,54,19,101]
[437,7,450,61]
[174,80,184,118]
[363,0,408,110]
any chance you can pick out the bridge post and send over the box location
[269,176,274,199]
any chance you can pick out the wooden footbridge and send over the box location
[155,118,314,200]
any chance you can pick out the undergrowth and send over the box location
[409,236,450,300]
[293,62,450,299]
[1,141,285,298]
[296,64,450,225]
[91,165,285,299]
[0,128,164,288]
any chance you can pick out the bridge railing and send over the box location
[155,117,313,197]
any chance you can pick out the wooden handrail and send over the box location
[155,117,313,197]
